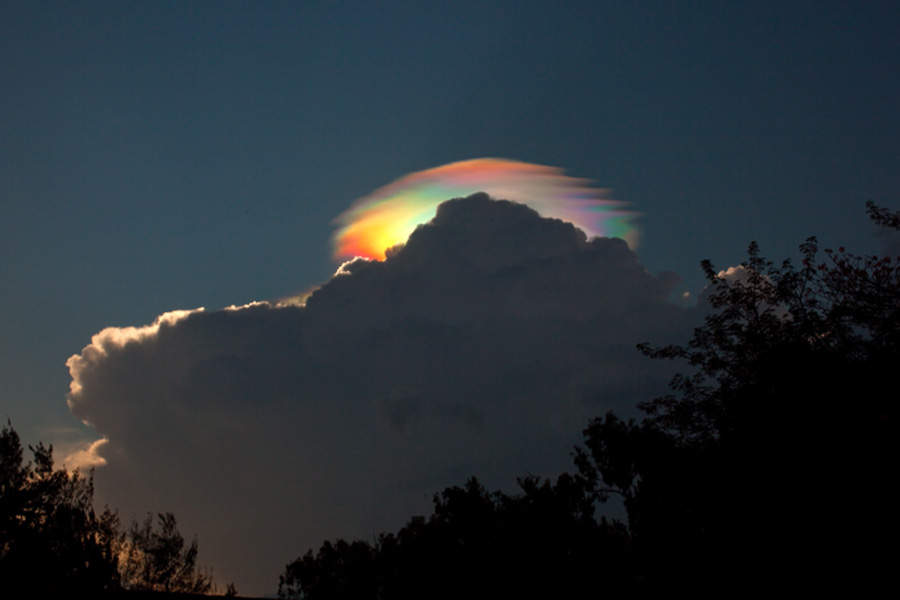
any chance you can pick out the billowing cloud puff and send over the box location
[61,437,109,471]
[66,309,204,399]
[66,194,692,594]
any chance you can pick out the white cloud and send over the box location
[65,308,204,400]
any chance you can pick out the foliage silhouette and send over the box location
[118,511,213,594]
[279,475,632,599]
[0,421,216,595]
[0,421,119,594]
[575,202,898,590]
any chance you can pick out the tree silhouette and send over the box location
[575,203,899,590]
[0,422,119,594]
[279,475,633,599]
[1,421,217,595]
[118,511,213,594]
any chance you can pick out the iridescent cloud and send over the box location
[333,158,637,261]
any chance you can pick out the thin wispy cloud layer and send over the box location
[66,194,691,594]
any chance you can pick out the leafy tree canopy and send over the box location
[575,202,898,590]
[279,475,633,599]
[0,421,216,595]
[118,511,213,594]
[0,422,119,594]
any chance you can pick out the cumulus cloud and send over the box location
[66,194,693,594]
[66,309,204,399]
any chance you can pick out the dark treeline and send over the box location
[280,202,898,598]
[0,425,222,595]
[280,475,632,599]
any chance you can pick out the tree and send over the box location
[118,511,213,594]
[0,421,119,594]
[575,203,899,590]
[279,475,633,599]
[0,421,215,594]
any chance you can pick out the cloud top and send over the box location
[333,158,637,261]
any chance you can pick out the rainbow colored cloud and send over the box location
[333,158,637,261]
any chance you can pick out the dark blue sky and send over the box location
[2,1,898,445]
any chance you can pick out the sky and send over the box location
[2,1,898,595]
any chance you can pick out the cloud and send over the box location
[61,437,109,471]
[332,158,637,261]
[717,265,746,280]
[66,308,204,400]
[65,193,693,594]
